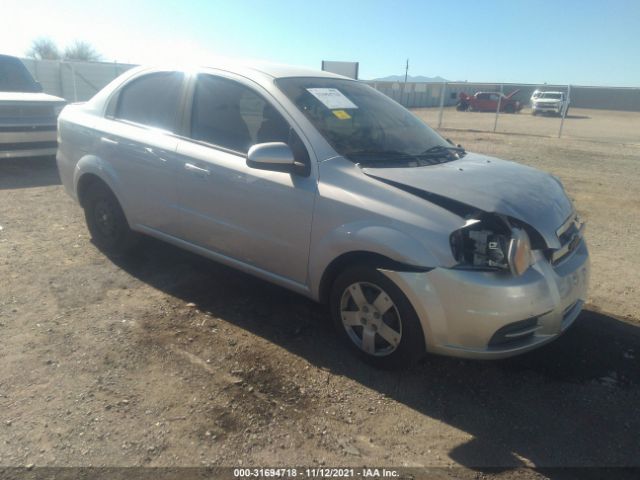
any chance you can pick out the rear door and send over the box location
[173,73,316,286]
[94,71,186,235]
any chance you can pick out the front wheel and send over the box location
[330,265,426,368]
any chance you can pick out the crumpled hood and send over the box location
[0,92,66,103]
[362,152,573,249]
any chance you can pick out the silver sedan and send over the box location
[56,63,589,368]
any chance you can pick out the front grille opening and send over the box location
[488,317,539,348]
[0,141,58,151]
[0,104,55,118]
[0,125,56,132]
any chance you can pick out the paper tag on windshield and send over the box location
[307,88,358,110]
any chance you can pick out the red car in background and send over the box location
[456,90,522,113]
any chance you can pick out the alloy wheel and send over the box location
[339,282,402,356]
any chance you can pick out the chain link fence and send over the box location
[21,58,136,102]
[367,80,640,144]
[20,58,640,145]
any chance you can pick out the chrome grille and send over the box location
[0,103,54,118]
[552,213,584,265]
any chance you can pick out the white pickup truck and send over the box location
[0,54,66,158]
[530,90,569,116]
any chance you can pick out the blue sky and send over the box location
[2,0,639,86]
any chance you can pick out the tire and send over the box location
[83,182,138,254]
[329,265,426,369]
[504,104,515,114]
[456,101,468,112]
[532,110,538,116]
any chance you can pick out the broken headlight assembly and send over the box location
[450,215,532,276]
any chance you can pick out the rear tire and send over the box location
[83,183,138,254]
[329,265,426,369]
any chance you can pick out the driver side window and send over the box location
[190,75,291,154]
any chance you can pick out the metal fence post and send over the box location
[57,61,64,98]
[493,84,503,132]
[558,84,571,138]
[33,60,40,85]
[70,62,79,102]
[437,82,446,128]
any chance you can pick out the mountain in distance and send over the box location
[372,74,449,83]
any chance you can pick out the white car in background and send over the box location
[0,54,66,158]
[531,90,569,116]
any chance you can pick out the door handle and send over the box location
[184,163,210,176]
[100,136,119,146]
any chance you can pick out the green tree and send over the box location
[63,41,102,62]
[26,37,61,60]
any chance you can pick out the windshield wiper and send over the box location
[346,149,414,159]
[419,145,466,156]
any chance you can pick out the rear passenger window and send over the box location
[115,72,184,132]
[190,74,291,154]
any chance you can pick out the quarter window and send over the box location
[115,72,184,132]
[190,75,291,153]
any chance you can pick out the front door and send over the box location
[174,74,316,286]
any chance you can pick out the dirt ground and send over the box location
[414,107,640,145]
[0,130,639,478]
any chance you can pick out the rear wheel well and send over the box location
[77,174,109,209]
[318,251,429,305]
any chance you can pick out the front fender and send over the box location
[308,221,440,300]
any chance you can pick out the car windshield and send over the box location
[276,77,454,164]
[0,56,41,93]
[540,93,562,99]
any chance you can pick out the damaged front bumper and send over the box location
[381,238,590,359]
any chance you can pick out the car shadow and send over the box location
[0,155,61,190]
[110,238,640,474]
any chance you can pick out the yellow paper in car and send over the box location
[332,110,352,120]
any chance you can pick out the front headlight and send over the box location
[507,228,532,276]
[450,215,532,276]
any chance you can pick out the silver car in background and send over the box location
[0,54,65,158]
[56,63,589,368]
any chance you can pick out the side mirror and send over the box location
[247,142,296,173]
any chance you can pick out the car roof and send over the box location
[191,60,350,81]
[241,62,346,79]
[84,60,355,114]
